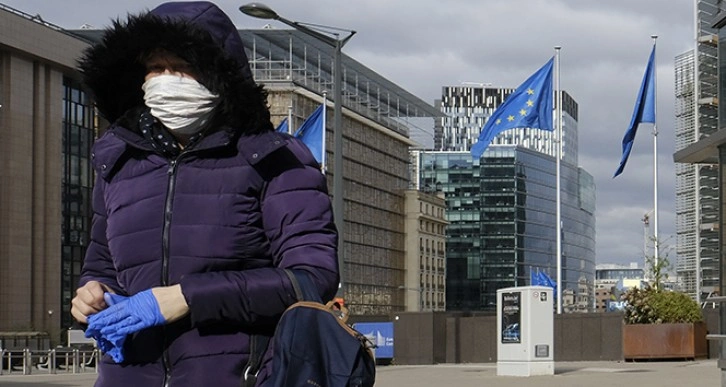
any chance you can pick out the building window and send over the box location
[60,77,96,330]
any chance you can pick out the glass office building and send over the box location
[419,147,595,311]
[674,0,721,300]
[437,86,579,166]
[675,5,726,378]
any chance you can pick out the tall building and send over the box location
[0,4,96,342]
[416,148,596,311]
[402,189,448,312]
[436,86,579,166]
[427,84,595,312]
[674,0,722,300]
[675,7,726,379]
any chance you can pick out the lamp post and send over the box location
[239,4,356,297]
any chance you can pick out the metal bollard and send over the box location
[82,349,92,372]
[7,350,13,375]
[50,348,57,375]
[64,350,71,373]
[72,348,80,374]
[23,348,31,375]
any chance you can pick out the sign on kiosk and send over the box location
[496,286,554,376]
[501,292,521,343]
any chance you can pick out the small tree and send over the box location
[645,237,671,291]
[621,236,703,324]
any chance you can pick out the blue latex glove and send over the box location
[104,293,128,306]
[85,293,129,363]
[90,289,166,336]
[86,290,166,363]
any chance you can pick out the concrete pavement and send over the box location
[0,360,720,386]
[376,360,720,387]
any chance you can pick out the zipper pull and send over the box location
[168,159,177,175]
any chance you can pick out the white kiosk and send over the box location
[496,286,554,376]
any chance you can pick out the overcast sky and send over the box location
[2,0,697,269]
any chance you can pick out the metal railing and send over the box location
[0,348,99,375]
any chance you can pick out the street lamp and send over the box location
[239,4,356,297]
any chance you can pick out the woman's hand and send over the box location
[86,285,190,339]
[71,281,112,324]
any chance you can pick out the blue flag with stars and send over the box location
[294,104,325,166]
[613,45,656,178]
[275,118,289,133]
[471,58,554,159]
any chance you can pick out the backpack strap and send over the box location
[242,269,319,386]
[242,335,270,387]
[284,269,322,303]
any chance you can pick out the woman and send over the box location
[69,2,339,386]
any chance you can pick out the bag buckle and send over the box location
[243,366,259,386]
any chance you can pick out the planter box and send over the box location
[622,322,707,360]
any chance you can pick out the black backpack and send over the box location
[243,270,376,387]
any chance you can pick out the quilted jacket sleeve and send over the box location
[78,175,124,294]
[179,137,339,327]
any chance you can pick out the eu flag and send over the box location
[536,271,557,300]
[538,271,556,289]
[613,46,656,178]
[294,104,325,166]
[470,58,554,159]
[530,270,540,286]
[276,118,289,133]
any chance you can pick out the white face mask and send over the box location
[142,74,220,135]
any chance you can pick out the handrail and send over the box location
[706,334,726,341]
[0,347,99,375]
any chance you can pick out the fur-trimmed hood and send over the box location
[78,1,272,134]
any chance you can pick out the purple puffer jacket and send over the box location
[83,124,338,387]
[76,2,338,387]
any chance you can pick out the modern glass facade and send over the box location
[595,268,644,281]
[419,147,595,311]
[674,0,722,299]
[60,77,95,329]
[676,8,726,376]
[437,86,579,165]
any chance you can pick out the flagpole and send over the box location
[651,35,659,272]
[555,46,562,314]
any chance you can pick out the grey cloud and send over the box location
[2,0,694,267]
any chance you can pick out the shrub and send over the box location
[622,285,703,324]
